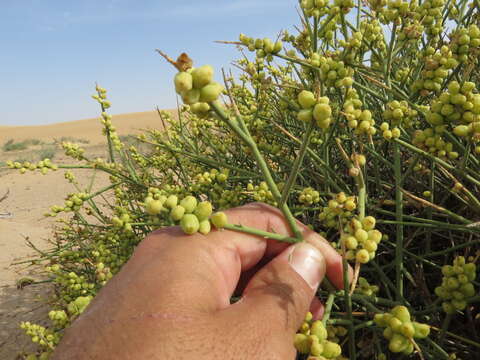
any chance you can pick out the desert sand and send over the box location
[0,110,169,358]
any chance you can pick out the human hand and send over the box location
[52,203,348,360]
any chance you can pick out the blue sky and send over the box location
[0,0,298,125]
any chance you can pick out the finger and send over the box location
[221,240,326,357]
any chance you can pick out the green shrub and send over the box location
[2,138,43,152]
[9,0,480,359]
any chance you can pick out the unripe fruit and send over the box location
[145,200,163,215]
[412,322,430,339]
[400,322,415,338]
[170,205,186,221]
[294,333,310,354]
[313,103,332,122]
[182,88,201,104]
[180,196,198,213]
[174,72,193,94]
[361,216,376,231]
[454,125,470,136]
[199,220,211,235]
[194,201,213,220]
[389,333,408,353]
[165,195,178,208]
[297,109,314,122]
[180,214,200,234]
[354,229,368,243]
[200,82,223,102]
[321,341,341,358]
[192,65,214,89]
[310,321,328,342]
[211,211,228,228]
[392,305,411,323]
[356,249,370,263]
[298,90,316,109]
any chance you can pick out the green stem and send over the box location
[223,223,300,243]
[280,121,315,206]
[211,102,303,240]
[322,292,335,326]
[394,142,404,300]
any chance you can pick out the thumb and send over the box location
[222,240,326,357]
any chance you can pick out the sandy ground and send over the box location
[0,111,167,359]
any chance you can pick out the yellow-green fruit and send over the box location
[174,72,193,93]
[313,103,332,122]
[400,322,415,338]
[200,82,223,102]
[356,249,370,263]
[182,88,201,104]
[362,216,376,231]
[199,220,211,235]
[145,200,163,215]
[211,211,228,228]
[165,195,178,208]
[310,338,324,356]
[412,322,430,339]
[389,317,403,332]
[453,125,470,137]
[298,90,316,109]
[170,205,186,221]
[392,305,410,323]
[180,214,200,235]
[297,109,314,122]
[294,333,310,354]
[389,333,408,353]
[192,65,214,89]
[180,196,198,213]
[321,341,341,358]
[191,102,210,114]
[194,201,213,220]
[310,321,328,342]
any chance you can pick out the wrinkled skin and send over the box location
[53,203,347,360]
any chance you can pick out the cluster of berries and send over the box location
[294,312,344,359]
[238,34,283,59]
[298,187,321,206]
[66,296,93,317]
[317,57,354,88]
[247,181,276,205]
[20,321,59,352]
[46,265,95,300]
[174,65,223,112]
[48,192,89,216]
[451,25,480,63]
[48,310,69,328]
[343,89,376,136]
[340,216,382,264]
[412,128,458,160]
[297,90,333,130]
[435,256,477,314]
[374,305,430,355]
[412,45,457,95]
[6,158,57,175]
[383,100,418,128]
[300,0,329,18]
[318,192,356,228]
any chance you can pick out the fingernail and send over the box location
[289,243,325,290]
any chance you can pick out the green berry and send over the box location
[194,201,213,220]
[298,90,316,109]
[211,212,228,228]
[174,72,193,94]
[145,200,163,215]
[313,103,332,122]
[180,196,198,213]
[198,220,211,235]
[170,205,186,221]
[180,214,200,235]
[200,82,223,102]
[191,65,214,89]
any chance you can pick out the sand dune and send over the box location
[0,110,175,145]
